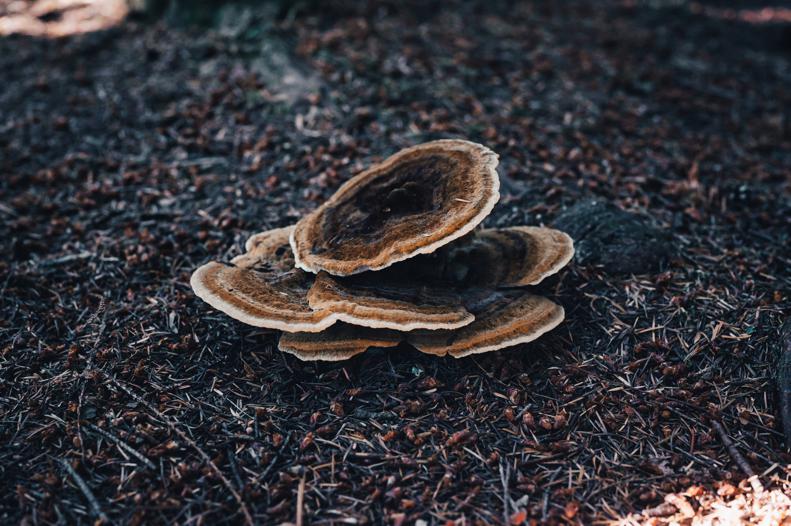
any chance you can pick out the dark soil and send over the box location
[1,1,790,524]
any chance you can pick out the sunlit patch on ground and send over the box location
[0,0,127,37]
[614,478,791,525]
[690,3,791,25]
[623,1,791,25]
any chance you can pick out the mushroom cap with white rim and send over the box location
[290,139,500,276]
[278,324,402,361]
[445,226,574,287]
[406,289,564,358]
[193,225,480,333]
[190,226,336,333]
[306,270,474,331]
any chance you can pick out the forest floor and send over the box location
[1,1,790,524]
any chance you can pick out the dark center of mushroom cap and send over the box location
[381,181,429,215]
[313,154,461,255]
[332,272,462,307]
[444,229,530,285]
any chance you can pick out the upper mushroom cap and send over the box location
[446,226,574,287]
[406,289,564,358]
[306,271,474,331]
[290,139,500,276]
[279,323,402,361]
[191,226,335,333]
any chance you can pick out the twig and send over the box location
[105,375,254,526]
[541,491,549,523]
[256,432,291,484]
[711,420,764,493]
[296,471,306,526]
[777,319,791,450]
[500,460,510,525]
[76,301,107,463]
[78,296,106,333]
[226,445,244,490]
[38,251,93,268]
[87,423,156,470]
[59,458,109,524]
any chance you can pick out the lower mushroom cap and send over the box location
[278,324,402,361]
[194,225,481,334]
[191,225,341,332]
[190,262,335,332]
[278,289,564,361]
[406,289,564,358]
[192,221,570,355]
[445,226,574,287]
[306,271,474,331]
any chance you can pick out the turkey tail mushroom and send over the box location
[190,140,575,362]
[290,139,500,276]
[190,226,336,333]
[306,271,474,331]
[407,289,564,358]
[444,226,574,287]
[279,324,402,361]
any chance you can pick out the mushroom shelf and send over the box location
[191,140,574,361]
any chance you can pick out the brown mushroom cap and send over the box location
[291,139,500,276]
[445,226,574,287]
[406,289,564,358]
[307,271,474,331]
[232,225,296,271]
[191,226,336,333]
[278,324,402,361]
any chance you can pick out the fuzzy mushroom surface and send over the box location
[290,139,500,276]
[407,289,564,358]
[445,226,575,287]
[192,225,483,334]
[237,225,298,270]
[306,271,474,331]
[278,323,402,361]
[190,226,335,333]
[190,140,575,361]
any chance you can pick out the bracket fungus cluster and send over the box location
[191,140,574,361]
